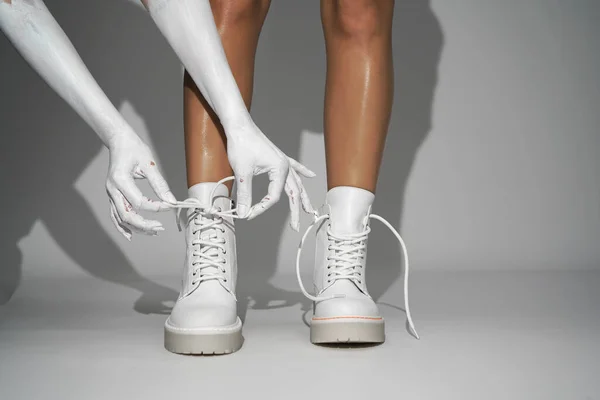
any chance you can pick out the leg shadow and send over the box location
[0,0,183,312]
[367,0,444,307]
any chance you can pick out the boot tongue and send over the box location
[326,186,375,235]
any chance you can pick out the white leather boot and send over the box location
[309,186,383,343]
[296,186,419,344]
[164,182,242,354]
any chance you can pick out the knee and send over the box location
[210,0,269,26]
[326,0,391,40]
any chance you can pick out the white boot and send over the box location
[164,182,242,354]
[296,186,418,344]
[311,186,382,343]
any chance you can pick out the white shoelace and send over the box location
[326,225,370,289]
[296,213,419,339]
[171,177,241,294]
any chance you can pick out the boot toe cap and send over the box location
[168,299,238,329]
[313,296,381,319]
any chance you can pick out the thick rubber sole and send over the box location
[310,317,385,344]
[164,317,243,355]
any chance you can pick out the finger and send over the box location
[289,157,316,178]
[140,162,178,207]
[109,198,132,241]
[235,172,253,218]
[284,175,301,232]
[132,166,145,180]
[113,174,165,212]
[110,199,131,240]
[111,189,164,234]
[292,168,316,215]
[247,165,287,221]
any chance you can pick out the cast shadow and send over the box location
[369,0,443,303]
[0,0,185,312]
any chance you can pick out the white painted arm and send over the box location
[0,0,177,240]
[145,0,315,226]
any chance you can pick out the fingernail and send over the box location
[308,170,317,177]
[164,191,177,204]
[154,226,165,231]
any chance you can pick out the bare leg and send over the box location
[184,0,270,192]
[321,0,394,193]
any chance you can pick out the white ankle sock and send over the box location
[326,186,375,235]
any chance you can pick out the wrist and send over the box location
[106,128,138,151]
[220,113,256,141]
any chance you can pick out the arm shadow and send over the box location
[0,0,181,313]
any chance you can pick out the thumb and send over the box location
[235,172,253,218]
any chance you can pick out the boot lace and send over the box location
[171,177,241,294]
[325,227,370,287]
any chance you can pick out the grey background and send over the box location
[1,0,599,399]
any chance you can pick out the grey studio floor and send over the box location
[1,270,599,399]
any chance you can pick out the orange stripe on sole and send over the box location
[312,316,383,321]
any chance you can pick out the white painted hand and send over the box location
[226,120,316,230]
[106,133,177,240]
